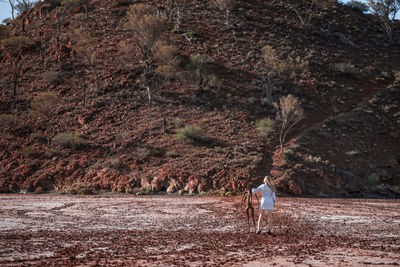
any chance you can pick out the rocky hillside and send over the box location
[0,0,399,197]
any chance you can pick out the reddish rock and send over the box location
[288,181,303,196]
[167,179,181,194]
[197,179,210,193]
[184,176,199,194]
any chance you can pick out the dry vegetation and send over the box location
[0,0,399,197]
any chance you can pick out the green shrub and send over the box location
[184,29,197,41]
[52,132,87,149]
[256,118,275,138]
[175,125,205,142]
[345,0,369,13]
[283,149,294,159]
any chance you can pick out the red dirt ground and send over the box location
[0,195,399,266]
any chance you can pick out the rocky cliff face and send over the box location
[0,0,399,197]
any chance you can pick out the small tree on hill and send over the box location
[74,28,101,97]
[368,0,400,43]
[189,54,214,92]
[213,0,234,29]
[282,0,335,33]
[260,46,309,105]
[261,45,282,105]
[274,94,304,157]
[15,0,36,33]
[29,92,58,145]
[125,4,168,104]
[1,36,32,97]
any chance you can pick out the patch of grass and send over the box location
[175,125,205,143]
[294,163,303,169]
[52,132,87,150]
[256,118,275,138]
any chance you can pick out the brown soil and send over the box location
[1,195,399,266]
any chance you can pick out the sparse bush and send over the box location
[0,114,14,130]
[334,63,360,76]
[30,130,46,143]
[184,29,197,41]
[394,70,400,83]
[283,149,294,159]
[256,117,275,138]
[275,95,304,156]
[165,150,180,158]
[136,147,150,161]
[156,65,178,80]
[61,0,79,7]
[75,12,87,20]
[154,44,180,66]
[109,159,124,170]
[42,71,63,86]
[0,25,10,40]
[175,125,205,143]
[2,18,12,25]
[283,0,335,33]
[45,148,58,158]
[345,0,370,13]
[189,54,214,91]
[30,92,58,144]
[115,131,129,142]
[23,145,41,158]
[61,0,90,19]
[52,132,87,149]
[1,36,32,96]
[74,29,101,98]
[124,3,168,104]
[15,0,36,14]
[213,0,234,29]
[208,74,223,89]
[368,0,400,42]
[170,118,184,128]
[214,146,223,153]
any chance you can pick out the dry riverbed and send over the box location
[0,195,399,266]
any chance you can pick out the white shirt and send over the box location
[252,184,276,210]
